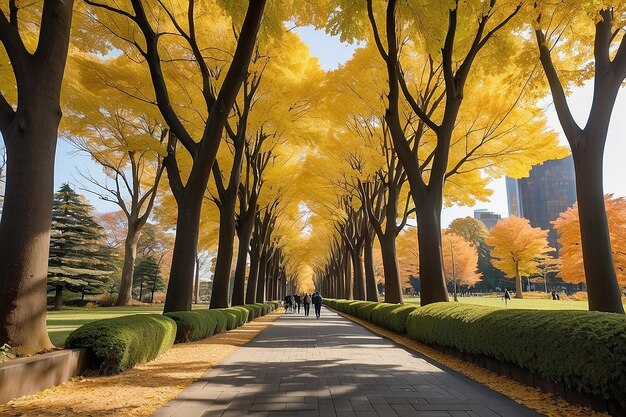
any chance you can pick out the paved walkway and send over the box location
[153,307,542,417]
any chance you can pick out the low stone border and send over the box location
[0,348,90,404]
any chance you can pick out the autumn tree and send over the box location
[0,0,74,354]
[486,216,553,299]
[317,0,566,307]
[83,0,269,313]
[553,195,626,288]
[534,2,626,313]
[65,67,166,306]
[441,232,481,300]
[448,217,504,290]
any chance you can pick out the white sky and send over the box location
[54,25,626,227]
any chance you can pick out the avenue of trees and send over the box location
[0,1,625,355]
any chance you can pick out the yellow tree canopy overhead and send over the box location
[486,216,553,279]
[552,195,626,286]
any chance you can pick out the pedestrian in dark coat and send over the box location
[313,291,323,319]
[295,294,302,313]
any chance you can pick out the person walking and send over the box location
[503,288,511,305]
[303,293,312,316]
[313,291,323,319]
[295,293,302,314]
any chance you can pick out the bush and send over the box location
[217,309,239,330]
[230,306,250,325]
[346,301,370,316]
[384,305,419,333]
[370,303,399,327]
[241,305,258,319]
[358,302,378,321]
[334,300,353,313]
[93,293,118,307]
[65,314,176,375]
[254,303,270,315]
[406,303,626,408]
[267,301,280,310]
[164,310,218,343]
[209,310,228,333]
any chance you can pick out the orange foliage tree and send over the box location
[552,195,626,287]
[486,217,553,299]
[394,228,480,296]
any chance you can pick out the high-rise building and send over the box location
[506,156,577,249]
[473,209,501,229]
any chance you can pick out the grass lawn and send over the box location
[47,304,209,347]
[403,296,598,311]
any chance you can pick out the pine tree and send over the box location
[133,256,164,303]
[48,184,113,309]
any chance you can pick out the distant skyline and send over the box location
[54,25,626,227]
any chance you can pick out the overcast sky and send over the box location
[55,25,626,226]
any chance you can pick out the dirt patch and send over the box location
[335,310,608,417]
[0,309,283,417]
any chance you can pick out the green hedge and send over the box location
[267,301,280,310]
[230,306,250,325]
[164,310,218,342]
[241,305,259,320]
[357,302,378,321]
[65,314,176,375]
[385,305,419,333]
[406,303,626,408]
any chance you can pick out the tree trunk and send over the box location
[0,102,61,354]
[193,253,200,304]
[379,234,403,304]
[139,280,144,301]
[151,288,155,304]
[351,247,366,301]
[210,199,237,309]
[344,254,352,300]
[416,191,449,306]
[514,268,523,299]
[572,147,623,313]
[54,286,63,311]
[364,234,378,302]
[246,244,260,304]
[116,225,139,306]
[256,251,267,303]
[0,0,73,355]
[162,1,266,313]
[163,190,203,313]
[232,217,254,306]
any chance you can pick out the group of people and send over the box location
[284,292,323,319]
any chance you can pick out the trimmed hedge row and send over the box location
[407,303,626,408]
[324,299,626,409]
[65,314,176,375]
[66,302,280,374]
[324,299,419,334]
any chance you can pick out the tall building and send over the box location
[506,156,577,249]
[473,209,501,229]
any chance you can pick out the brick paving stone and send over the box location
[152,307,543,417]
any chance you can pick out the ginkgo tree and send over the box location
[533,2,626,313]
[63,58,167,307]
[0,0,74,355]
[82,0,270,313]
[486,216,554,299]
[313,0,567,306]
